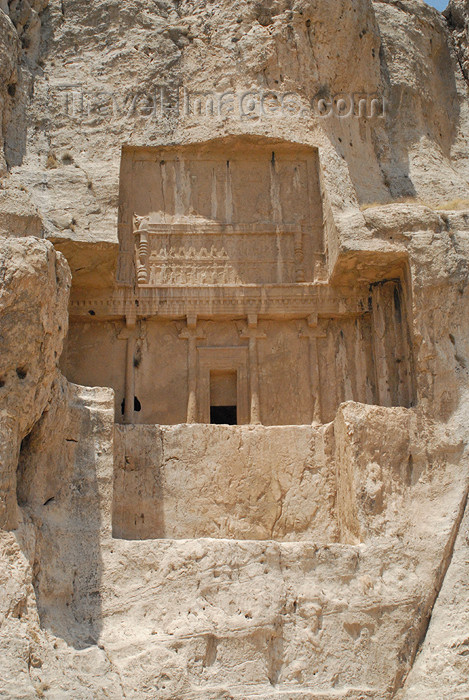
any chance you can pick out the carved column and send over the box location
[134,215,150,285]
[179,315,205,423]
[118,312,137,424]
[299,314,326,425]
[240,314,266,425]
[294,230,305,282]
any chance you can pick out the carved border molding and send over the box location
[134,222,314,236]
[69,284,370,320]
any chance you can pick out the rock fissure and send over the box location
[395,479,469,697]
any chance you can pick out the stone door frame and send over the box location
[197,346,249,424]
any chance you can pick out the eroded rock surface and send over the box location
[0,235,69,529]
[445,0,469,85]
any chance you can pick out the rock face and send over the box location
[0,236,69,529]
[445,0,469,84]
[0,0,469,698]
[401,498,469,698]
[113,424,337,541]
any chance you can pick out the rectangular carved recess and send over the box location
[116,140,325,287]
[64,139,415,433]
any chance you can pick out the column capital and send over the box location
[118,313,140,340]
[299,316,326,340]
[187,313,198,330]
[179,318,206,341]
[247,313,258,329]
[240,316,266,340]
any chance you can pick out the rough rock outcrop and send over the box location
[445,0,469,84]
[2,395,467,698]
[400,496,469,698]
[0,6,19,176]
[0,236,69,528]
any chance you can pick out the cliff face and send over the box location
[1,0,468,247]
[1,1,469,698]
[0,236,69,530]
[445,0,469,83]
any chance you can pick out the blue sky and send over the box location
[425,0,448,10]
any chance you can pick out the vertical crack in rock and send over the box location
[394,481,469,696]
[444,0,469,85]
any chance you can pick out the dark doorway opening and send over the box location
[210,370,237,425]
[210,405,237,425]
[121,396,142,415]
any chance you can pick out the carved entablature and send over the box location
[117,139,325,288]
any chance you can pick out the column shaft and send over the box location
[309,335,322,424]
[187,334,197,423]
[124,335,136,424]
[249,336,261,424]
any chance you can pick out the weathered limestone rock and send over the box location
[0,185,43,238]
[0,7,19,176]
[4,396,467,698]
[0,236,69,528]
[0,0,469,697]
[113,423,337,541]
[0,0,49,174]
[400,496,469,698]
[445,0,469,85]
[0,381,122,699]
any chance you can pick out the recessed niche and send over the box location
[61,138,415,427]
[121,396,141,415]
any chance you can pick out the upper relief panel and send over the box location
[117,139,324,286]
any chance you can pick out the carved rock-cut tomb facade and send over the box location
[62,138,414,428]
